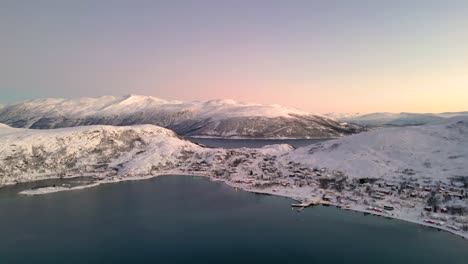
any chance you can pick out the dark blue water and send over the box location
[1,176,467,264]
[185,137,331,148]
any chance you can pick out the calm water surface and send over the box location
[0,176,467,264]
[185,137,331,148]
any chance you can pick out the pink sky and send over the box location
[1,1,467,114]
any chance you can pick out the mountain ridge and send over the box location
[326,111,468,127]
[0,95,363,139]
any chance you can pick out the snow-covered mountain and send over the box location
[326,112,468,128]
[0,123,295,186]
[437,111,468,119]
[0,95,363,138]
[0,123,202,185]
[284,117,468,183]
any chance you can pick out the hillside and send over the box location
[284,117,468,184]
[0,95,363,138]
[0,123,201,185]
[0,123,295,187]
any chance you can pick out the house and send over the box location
[375,188,392,195]
[384,205,394,211]
[370,194,385,200]
[448,192,464,199]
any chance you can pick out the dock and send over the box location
[291,198,322,207]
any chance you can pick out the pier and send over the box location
[291,198,322,207]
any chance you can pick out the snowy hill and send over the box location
[0,123,202,185]
[326,112,468,127]
[0,123,297,186]
[0,95,363,138]
[284,117,468,183]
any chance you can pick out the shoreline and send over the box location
[10,172,468,240]
[186,136,337,140]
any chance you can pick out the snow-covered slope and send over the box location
[326,112,468,128]
[325,112,362,120]
[0,122,299,186]
[284,117,468,183]
[0,95,363,138]
[438,111,468,119]
[0,123,202,185]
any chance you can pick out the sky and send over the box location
[1,0,467,114]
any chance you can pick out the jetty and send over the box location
[291,198,322,208]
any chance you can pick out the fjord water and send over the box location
[1,176,467,264]
[186,137,331,148]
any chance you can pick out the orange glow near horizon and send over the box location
[1,1,468,114]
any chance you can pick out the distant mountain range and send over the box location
[326,111,468,127]
[0,95,363,139]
